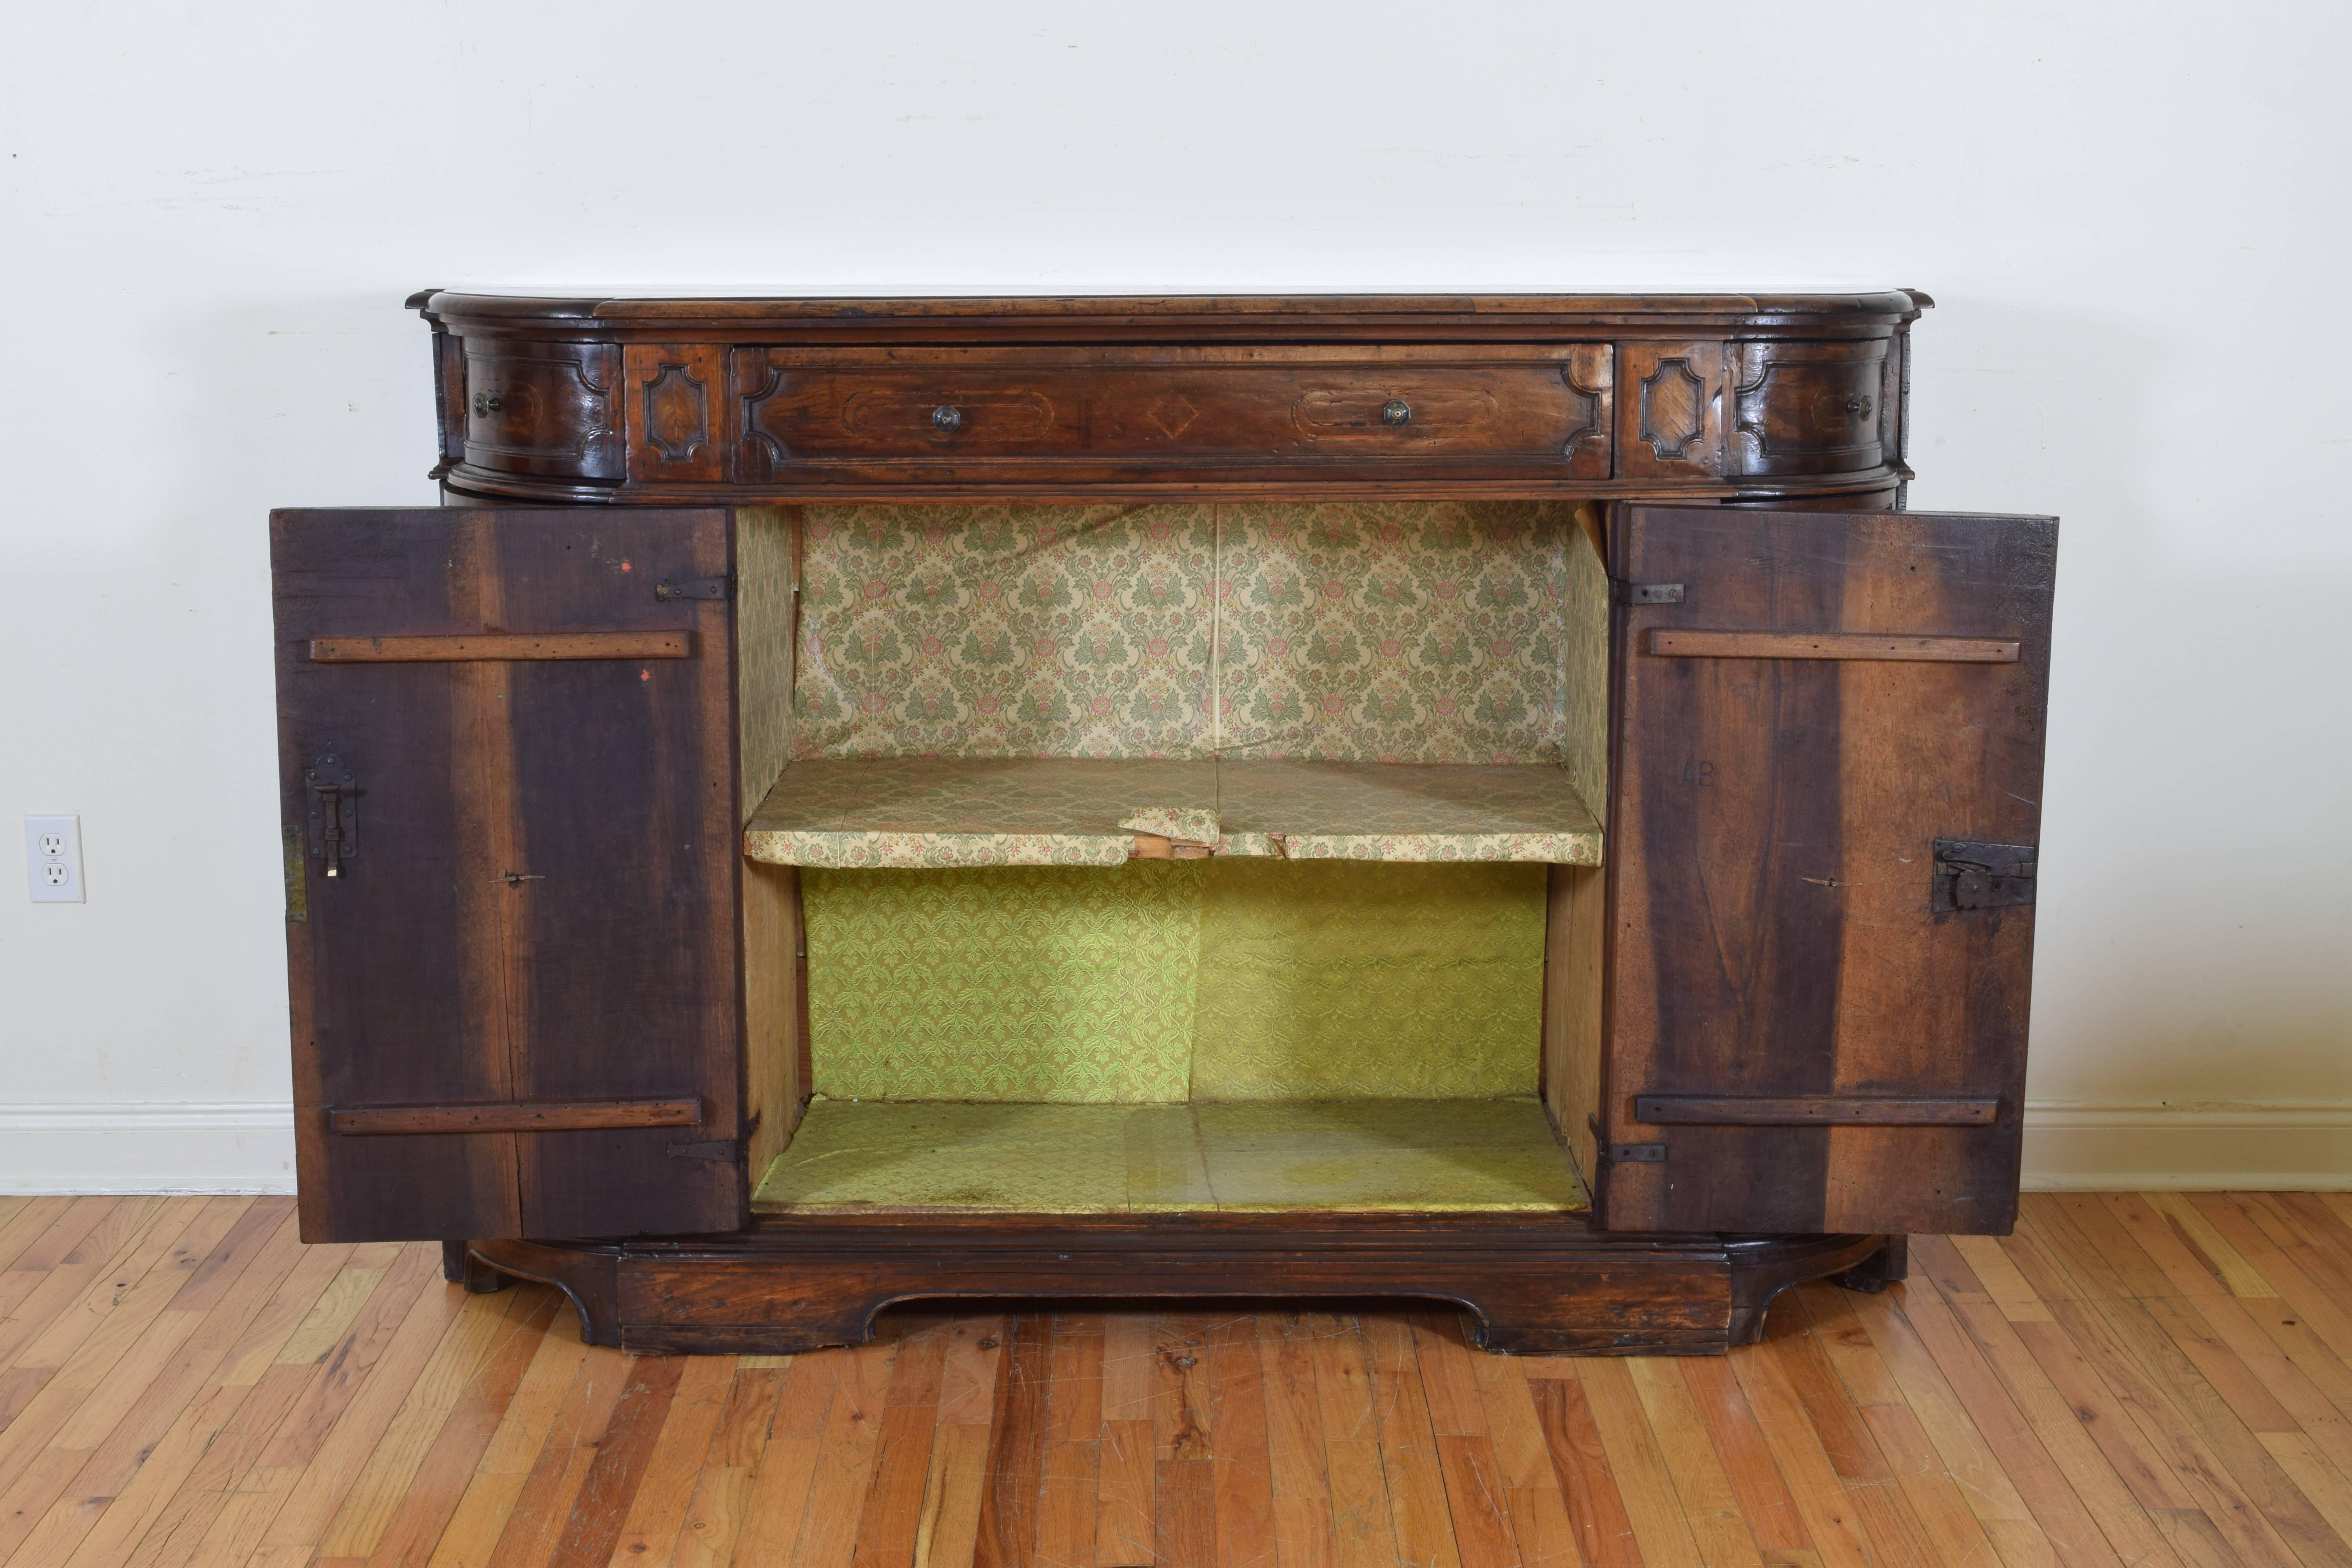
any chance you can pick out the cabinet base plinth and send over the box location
[458,1216,1895,1356]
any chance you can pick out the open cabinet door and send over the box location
[272,507,745,1242]
[1601,505,2056,1236]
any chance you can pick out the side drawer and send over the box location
[1729,340,1889,477]
[734,345,1612,482]
[461,339,625,482]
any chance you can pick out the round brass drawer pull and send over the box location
[932,404,963,433]
[471,390,503,417]
[1381,399,1412,427]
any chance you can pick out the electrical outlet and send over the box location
[25,815,84,903]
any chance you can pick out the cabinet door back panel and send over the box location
[272,506,743,1243]
[1603,505,2055,1236]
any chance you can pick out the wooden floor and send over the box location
[2,1195,2352,1566]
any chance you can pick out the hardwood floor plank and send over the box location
[1677,1357,1813,1557]
[726,1350,840,1568]
[541,1353,684,1568]
[1203,1313,1272,1568]
[1524,1369,1641,1568]
[1434,1435,1522,1568]
[1624,1355,1763,1568]
[423,1312,597,1568]
[7,1194,2349,1568]
[44,1227,361,1568]
[912,1421,990,1568]
[940,1315,1009,1430]
[1726,1322,1900,1568]
[2079,1292,2352,1568]
[662,1365,782,1568]
[601,1351,738,1567]
[1307,1316,1399,1568]
[1363,1313,1461,1568]
[2037,1294,2306,1568]
[1880,1273,2143,1568]
[1152,1456,1214,1568]
[311,1282,543,1559]
[851,1318,951,1568]
[2186,1195,2352,1359]
[973,1313,1049,1568]
[788,1327,900,1568]
[1252,1313,1335,1568]
[1408,1312,1490,1440]
[6,1205,307,1568]
[0,1198,77,1278]
[1047,1312,1105,1445]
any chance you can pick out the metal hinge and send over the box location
[1589,1115,1665,1164]
[666,1139,740,1163]
[1611,579,1685,605]
[1932,838,2037,912]
[655,576,732,602]
[303,751,357,878]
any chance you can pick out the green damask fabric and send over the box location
[802,862,1203,1103]
[753,1097,1583,1213]
[1192,860,1545,1099]
[802,858,1545,1103]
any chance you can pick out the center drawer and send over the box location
[732,344,1612,483]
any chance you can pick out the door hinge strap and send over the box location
[1588,1113,1666,1165]
[656,576,732,602]
[1611,579,1685,605]
[666,1139,741,1163]
[1635,1094,2000,1126]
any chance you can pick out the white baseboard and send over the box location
[0,1103,297,1194]
[2020,1100,2352,1191]
[0,1098,2344,1196]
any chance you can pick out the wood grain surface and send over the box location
[272,507,745,1244]
[5,1191,2349,1566]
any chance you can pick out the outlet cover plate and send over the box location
[26,815,83,903]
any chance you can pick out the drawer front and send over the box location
[1729,340,1889,477]
[462,341,625,481]
[736,347,1612,481]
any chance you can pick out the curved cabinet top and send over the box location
[412,290,1929,504]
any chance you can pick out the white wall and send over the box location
[4,0,2346,1193]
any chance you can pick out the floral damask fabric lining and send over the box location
[792,500,1581,763]
[764,501,1607,865]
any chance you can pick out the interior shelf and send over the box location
[743,756,1602,868]
[750,1097,1589,1215]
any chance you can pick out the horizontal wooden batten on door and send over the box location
[309,632,694,662]
[1645,629,2020,661]
[1633,1095,2001,1126]
[327,1098,703,1134]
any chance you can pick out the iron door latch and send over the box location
[1932,838,2036,912]
[655,576,731,602]
[304,752,357,878]
[666,1139,740,1162]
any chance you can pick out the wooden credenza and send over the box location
[271,291,2053,1352]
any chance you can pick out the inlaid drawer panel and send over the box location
[732,345,1613,482]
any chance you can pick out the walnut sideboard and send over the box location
[269,290,2054,1353]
